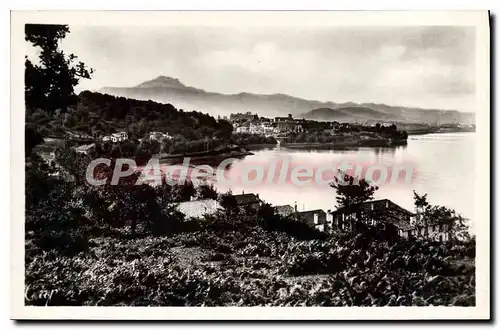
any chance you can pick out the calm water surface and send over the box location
[211,133,476,226]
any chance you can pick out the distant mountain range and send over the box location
[99,76,475,125]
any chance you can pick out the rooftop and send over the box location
[297,209,327,216]
[330,199,415,216]
[274,205,295,217]
[233,193,261,205]
[295,209,327,225]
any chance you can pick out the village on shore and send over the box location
[35,109,475,161]
[175,190,453,243]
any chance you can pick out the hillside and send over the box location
[100,76,475,125]
[302,107,405,122]
[26,91,233,141]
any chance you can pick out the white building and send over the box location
[235,125,249,134]
[409,221,451,242]
[175,198,222,220]
[234,123,277,137]
[110,132,128,143]
[149,131,172,141]
[102,132,128,143]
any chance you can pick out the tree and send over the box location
[24,24,95,254]
[196,184,218,200]
[215,119,234,139]
[331,171,378,209]
[330,171,378,229]
[25,126,44,156]
[25,154,59,211]
[171,180,196,202]
[25,24,93,115]
[413,191,428,218]
[257,202,275,220]
[25,173,91,255]
[413,191,470,242]
[218,190,238,215]
[54,144,92,184]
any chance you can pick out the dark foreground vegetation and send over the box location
[25,215,475,306]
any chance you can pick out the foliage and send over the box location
[27,91,234,143]
[229,133,277,146]
[25,24,93,115]
[218,190,238,215]
[331,172,378,209]
[25,173,91,256]
[25,126,45,156]
[196,184,218,200]
[284,123,408,144]
[25,223,475,306]
[413,191,471,242]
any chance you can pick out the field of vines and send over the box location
[25,224,475,306]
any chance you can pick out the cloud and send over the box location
[53,25,475,111]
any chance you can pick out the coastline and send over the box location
[281,138,407,150]
[151,129,474,163]
[244,143,279,151]
[406,127,476,136]
[156,138,409,162]
[157,146,254,163]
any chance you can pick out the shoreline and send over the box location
[157,147,254,163]
[244,143,278,150]
[406,128,476,136]
[146,130,474,163]
[281,139,407,150]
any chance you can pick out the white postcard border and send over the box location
[10,10,491,320]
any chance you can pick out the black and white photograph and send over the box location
[10,10,490,320]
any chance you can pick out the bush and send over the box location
[34,230,89,257]
[260,216,327,240]
[285,252,344,276]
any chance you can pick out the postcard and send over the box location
[11,10,490,320]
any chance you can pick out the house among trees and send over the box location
[327,199,416,236]
[149,131,172,141]
[293,209,328,232]
[233,193,263,211]
[326,198,452,241]
[112,132,128,142]
[102,131,129,143]
[229,111,257,123]
[274,205,295,217]
[409,222,451,242]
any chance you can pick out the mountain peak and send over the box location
[135,75,187,89]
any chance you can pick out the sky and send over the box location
[28,25,476,112]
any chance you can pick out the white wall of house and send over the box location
[398,230,409,238]
[315,224,325,232]
[109,132,128,143]
[410,224,450,242]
